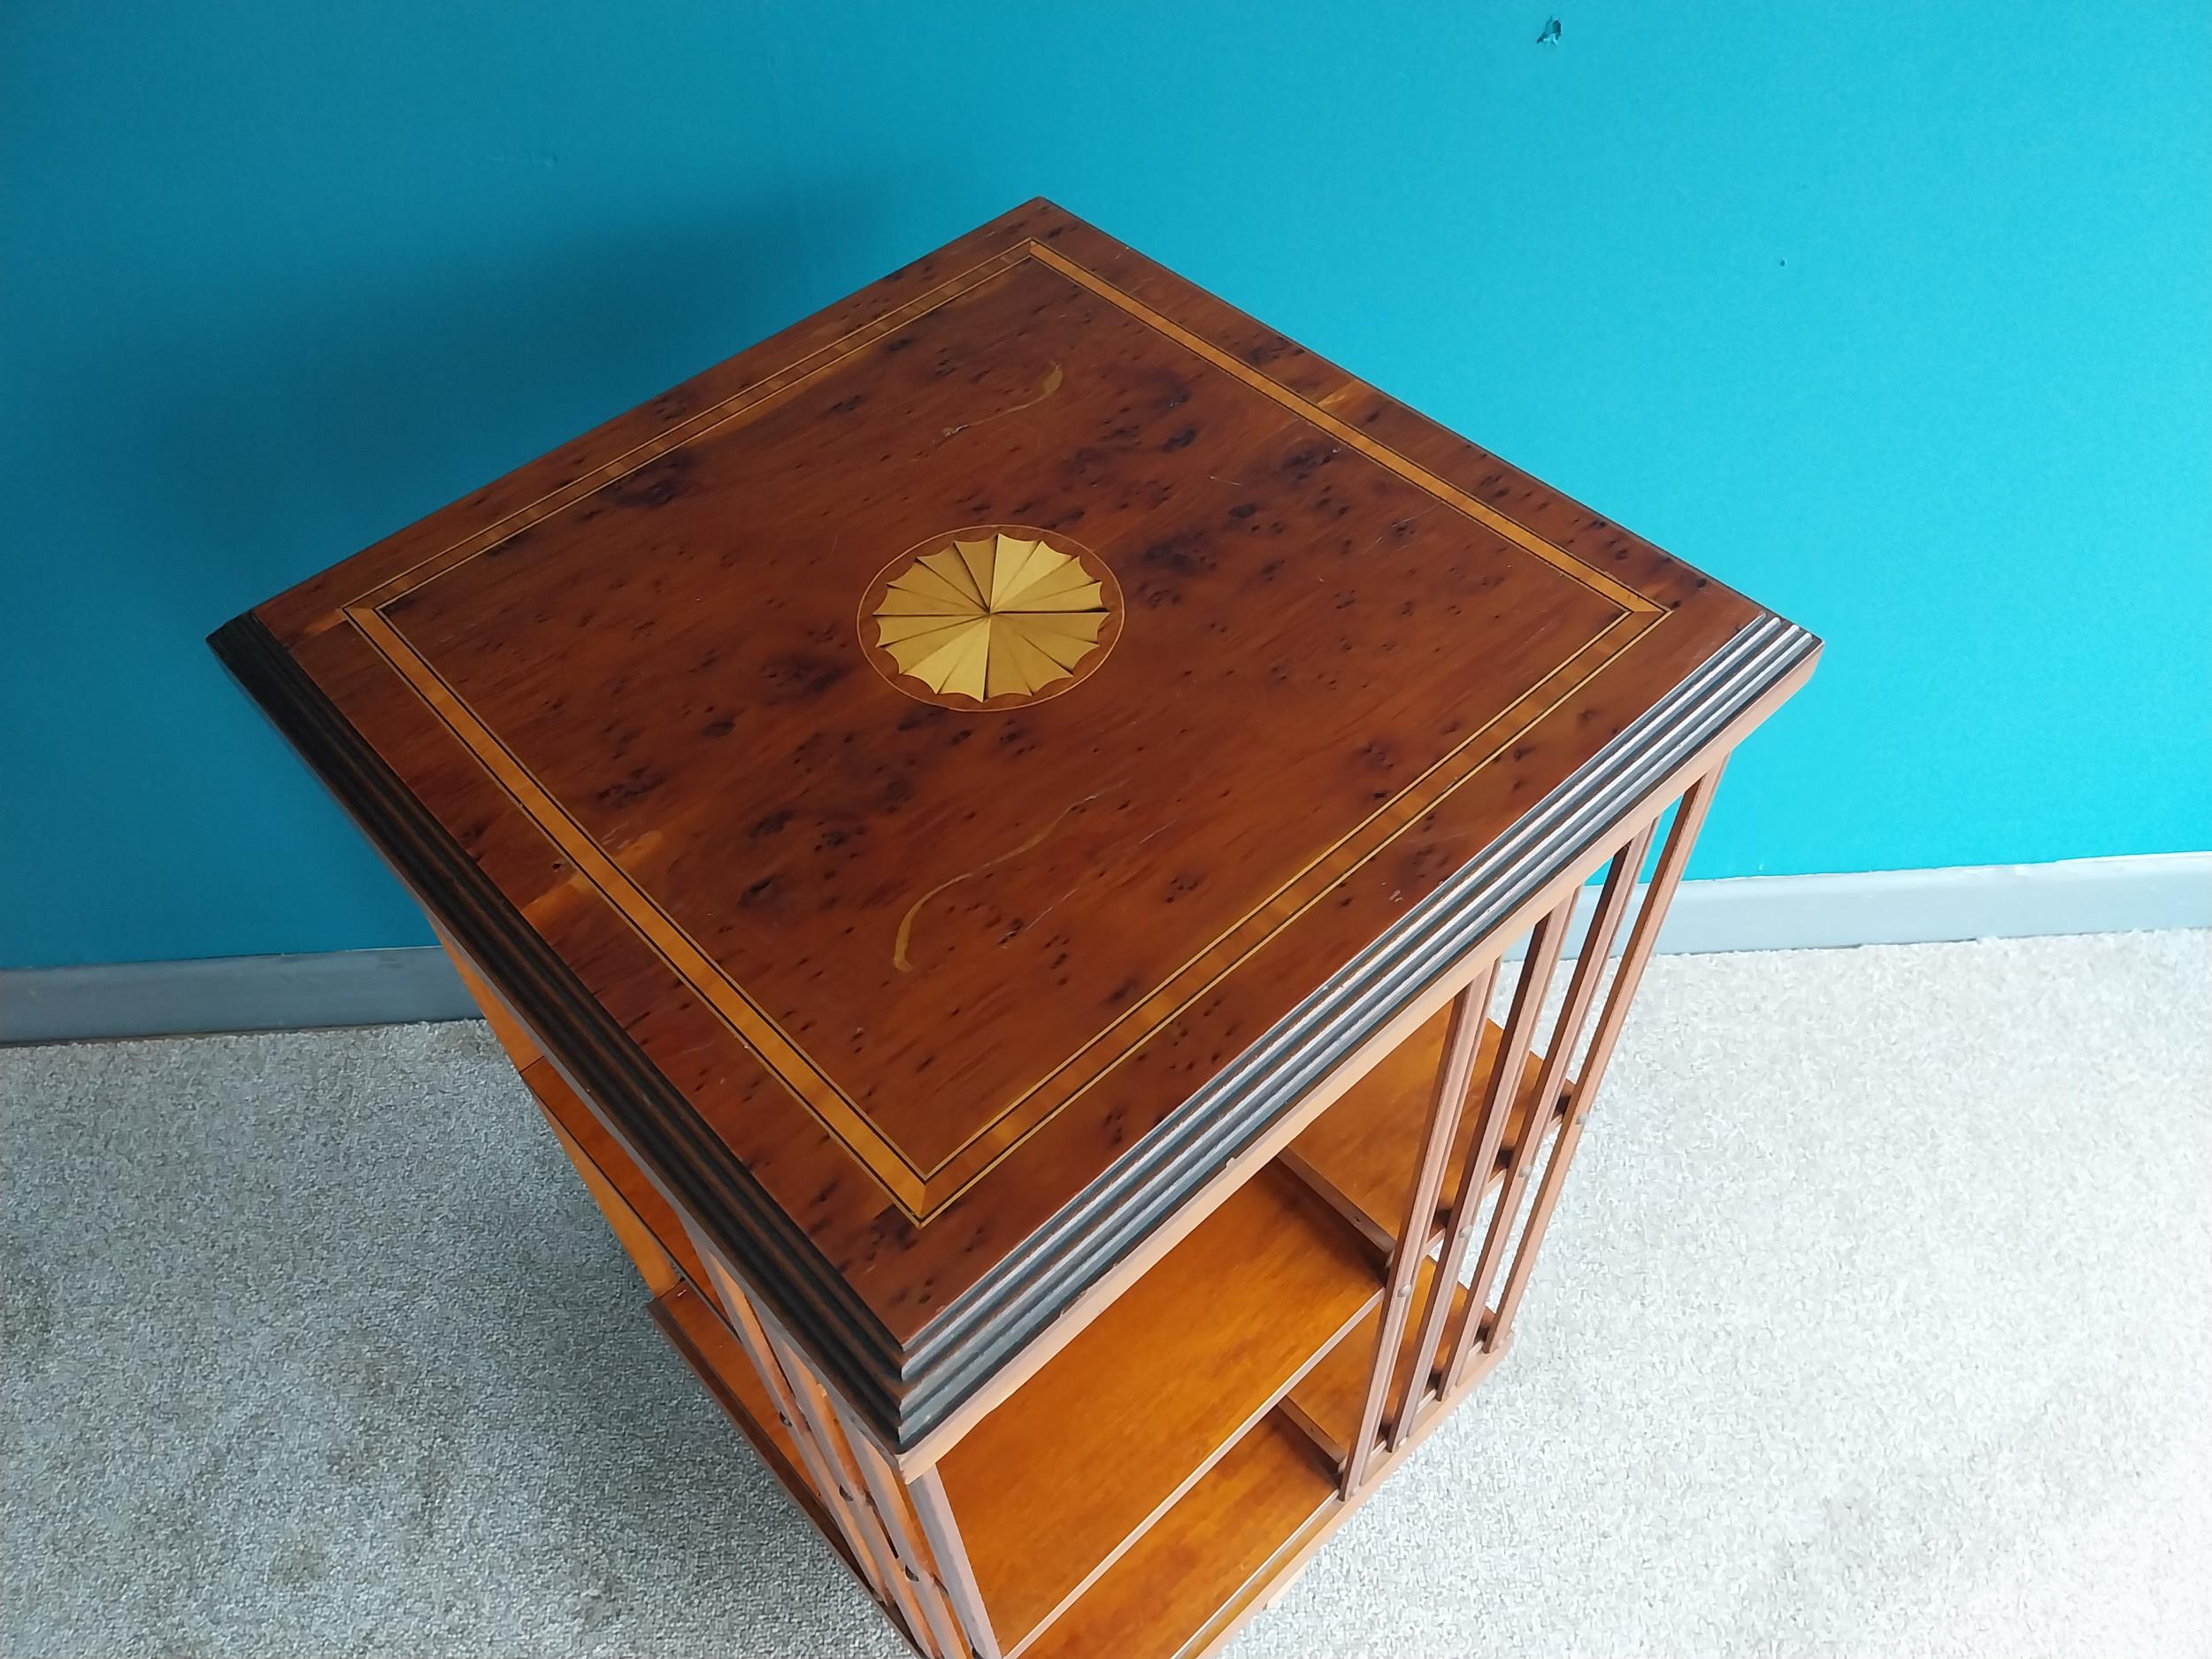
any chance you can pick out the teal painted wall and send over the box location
[4,2,2208,970]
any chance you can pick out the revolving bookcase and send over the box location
[212,199,1818,1659]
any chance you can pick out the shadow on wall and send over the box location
[166,181,888,625]
[9,178,891,965]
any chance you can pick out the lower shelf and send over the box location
[937,1162,1380,1651]
[1020,1300,1523,1659]
[516,938,1549,1659]
[1023,1409,1339,1659]
[1288,1256,1474,1457]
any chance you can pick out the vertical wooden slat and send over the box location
[687,1245,809,1463]
[1388,899,1571,1449]
[1483,765,1724,1356]
[1443,821,1654,1389]
[772,1332,947,1657]
[1340,964,1496,1496]
[910,1466,1004,1659]
[685,1237,898,1611]
[839,1417,981,1659]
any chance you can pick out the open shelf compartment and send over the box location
[934,998,1569,1655]
[1284,1005,1557,1255]
[1021,1407,1340,1659]
[934,1161,1381,1652]
[515,923,1576,1659]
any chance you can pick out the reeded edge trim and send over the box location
[210,606,1816,1452]
[894,614,1822,1432]
[206,612,910,1428]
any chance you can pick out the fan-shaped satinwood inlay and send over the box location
[863,528,1120,708]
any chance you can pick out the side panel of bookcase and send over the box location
[430,747,1730,1659]
[680,1219,1001,1659]
[433,923,972,1658]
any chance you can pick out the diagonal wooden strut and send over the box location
[1443,820,1654,1391]
[1390,897,1571,1449]
[1340,964,1497,1496]
[1481,764,1724,1360]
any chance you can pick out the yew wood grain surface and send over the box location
[213,197,1813,1447]
[363,241,1627,1187]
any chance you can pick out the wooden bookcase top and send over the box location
[212,198,1817,1448]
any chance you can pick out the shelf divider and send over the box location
[1018,1410,1340,1659]
[1283,1002,1551,1256]
[935,1162,1382,1655]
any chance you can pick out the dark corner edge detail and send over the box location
[894,614,1820,1434]
[205,611,920,1443]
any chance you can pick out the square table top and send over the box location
[214,199,1816,1446]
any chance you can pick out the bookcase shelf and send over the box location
[459,804,1712,1659]
[218,197,1815,1659]
[1290,1256,1471,1459]
[936,1162,1381,1651]
[1285,1007,1555,1253]
[506,925,1585,1659]
[1021,1411,1338,1659]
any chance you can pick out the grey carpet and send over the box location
[3,931,2207,1658]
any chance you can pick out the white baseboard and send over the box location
[0,948,474,1045]
[4,854,2202,1044]
[1552,850,2211,960]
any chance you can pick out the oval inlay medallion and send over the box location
[858,526,1122,710]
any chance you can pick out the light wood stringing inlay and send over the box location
[334,240,1671,1223]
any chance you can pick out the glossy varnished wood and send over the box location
[936,1162,1379,1650]
[1339,978,1487,1494]
[1446,824,1652,1390]
[1019,1411,1337,1659]
[1282,1004,1550,1253]
[1287,1256,1463,1458]
[211,195,1825,1659]
[211,196,1816,1446]
[1392,901,1570,1450]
